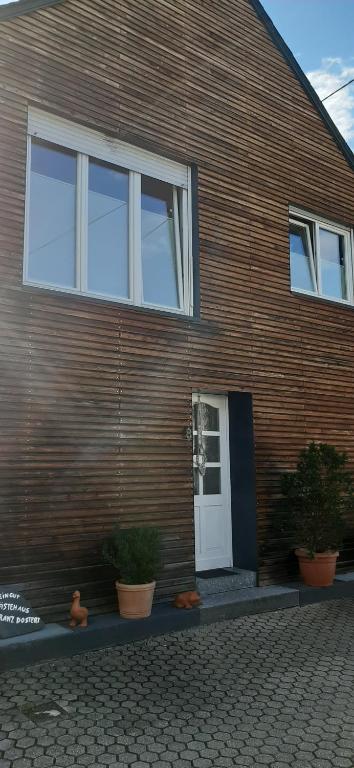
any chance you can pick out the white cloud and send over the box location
[306,58,354,148]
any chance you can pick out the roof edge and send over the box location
[249,0,354,173]
[1,0,353,174]
[0,0,64,21]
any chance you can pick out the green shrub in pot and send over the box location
[102,526,161,618]
[281,442,353,585]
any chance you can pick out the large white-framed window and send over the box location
[24,108,193,315]
[289,206,354,305]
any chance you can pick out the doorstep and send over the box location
[1,575,354,672]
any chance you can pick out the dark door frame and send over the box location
[228,392,258,575]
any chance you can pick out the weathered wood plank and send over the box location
[0,0,354,616]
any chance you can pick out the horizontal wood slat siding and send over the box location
[1,0,354,618]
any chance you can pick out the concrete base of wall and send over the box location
[1,603,199,673]
[2,575,354,672]
[289,571,354,606]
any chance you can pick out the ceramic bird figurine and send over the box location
[69,590,88,628]
[174,590,201,609]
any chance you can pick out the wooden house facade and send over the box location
[1,0,354,620]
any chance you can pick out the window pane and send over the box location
[203,404,219,432]
[203,467,221,495]
[192,404,198,431]
[319,228,347,300]
[204,436,220,462]
[141,176,181,309]
[289,225,315,292]
[28,140,76,288]
[193,467,199,495]
[88,159,129,299]
[192,402,219,432]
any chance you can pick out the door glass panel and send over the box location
[203,404,219,432]
[193,433,197,454]
[192,404,198,430]
[203,467,221,495]
[193,467,199,495]
[88,159,129,299]
[319,228,347,300]
[28,139,76,288]
[204,436,220,462]
[192,402,219,432]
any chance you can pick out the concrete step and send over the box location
[200,586,299,624]
[197,568,257,596]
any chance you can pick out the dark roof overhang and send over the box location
[0,0,64,21]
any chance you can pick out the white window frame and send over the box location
[289,218,317,295]
[289,206,354,307]
[24,108,193,316]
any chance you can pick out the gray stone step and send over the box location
[197,567,257,596]
[200,586,299,624]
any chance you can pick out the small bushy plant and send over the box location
[281,442,353,556]
[102,526,161,584]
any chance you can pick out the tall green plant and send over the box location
[281,442,353,556]
[102,526,161,584]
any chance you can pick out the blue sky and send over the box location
[1,0,353,150]
[261,0,354,149]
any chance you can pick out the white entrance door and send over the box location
[193,394,233,572]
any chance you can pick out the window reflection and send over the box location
[290,225,315,292]
[141,176,181,309]
[28,140,76,288]
[319,228,347,300]
[88,159,129,299]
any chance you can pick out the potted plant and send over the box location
[102,526,161,618]
[281,442,353,587]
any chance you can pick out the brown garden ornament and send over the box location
[69,590,88,628]
[174,591,201,609]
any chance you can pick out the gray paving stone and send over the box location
[1,600,354,768]
[12,760,32,768]
[76,756,97,766]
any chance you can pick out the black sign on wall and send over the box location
[0,589,44,640]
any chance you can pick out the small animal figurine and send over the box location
[69,590,88,628]
[174,590,201,609]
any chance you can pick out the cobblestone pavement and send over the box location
[1,600,354,768]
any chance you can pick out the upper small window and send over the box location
[319,227,348,301]
[289,208,353,305]
[24,109,193,315]
[289,221,316,294]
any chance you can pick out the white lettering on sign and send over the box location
[0,590,43,637]
[16,616,40,624]
[0,603,30,614]
[0,593,20,601]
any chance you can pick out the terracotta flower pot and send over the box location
[295,549,339,587]
[115,581,156,619]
